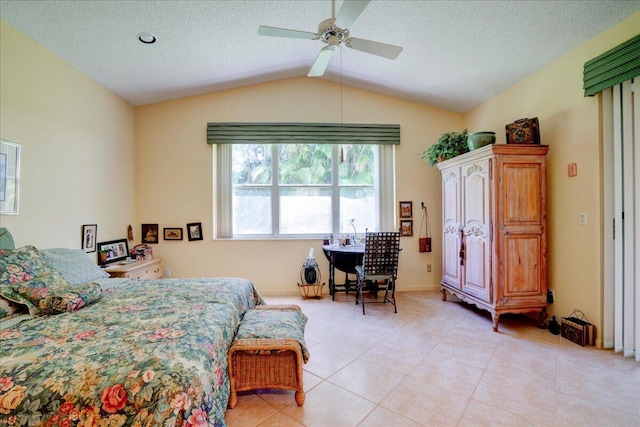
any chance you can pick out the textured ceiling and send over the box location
[1,0,639,113]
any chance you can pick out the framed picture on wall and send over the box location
[400,220,413,236]
[0,153,6,201]
[187,222,203,241]
[142,224,159,244]
[82,224,97,253]
[163,227,183,241]
[399,201,413,218]
[0,140,21,214]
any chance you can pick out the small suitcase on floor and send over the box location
[506,117,540,144]
[561,309,595,346]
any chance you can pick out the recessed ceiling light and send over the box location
[137,32,156,44]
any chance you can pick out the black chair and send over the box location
[355,230,400,314]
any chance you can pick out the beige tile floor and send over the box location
[224,291,640,427]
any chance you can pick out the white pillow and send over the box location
[41,248,109,285]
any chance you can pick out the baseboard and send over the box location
[259,284,441,297]
[601,340,614,349]
[399,284,441,292]
[259,290,303,297]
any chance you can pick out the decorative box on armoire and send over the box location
[436,144,549,331]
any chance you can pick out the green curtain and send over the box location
[583,34,640,97]
[206,123,400,145]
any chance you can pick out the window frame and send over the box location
[215,143,395,239]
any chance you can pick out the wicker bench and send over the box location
[227,305,308,408]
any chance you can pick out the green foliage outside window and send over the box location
[232,143,376,236]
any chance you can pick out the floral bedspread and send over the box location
[0,277,264,427]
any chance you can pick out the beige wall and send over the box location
[3,9,637,338]
[135,77,463,294]
[0,21,136,253]
[464,12,640,342]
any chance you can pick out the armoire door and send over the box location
[442,167,462,290]
[461,159,492,302]
[498,156,547,304]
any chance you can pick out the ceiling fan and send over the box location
[258,0,403,77]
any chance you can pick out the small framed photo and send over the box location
[0,153,6,201]
[163,227,183,241]
[399,201,413,218]
[187,222,203,241]
[0,140,21,214]
[142,224,159,244]
[97,239,129,265]
[82,224,97,253]
[400,220,413,237]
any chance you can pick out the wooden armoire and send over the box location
[436,144,549,331]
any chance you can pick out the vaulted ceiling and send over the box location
[1,0,638,112]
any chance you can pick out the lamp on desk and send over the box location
[350,218,359,245]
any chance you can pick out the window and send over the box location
[216,143,395,239]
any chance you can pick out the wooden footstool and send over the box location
[227,304,309,409]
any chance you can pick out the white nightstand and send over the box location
[105,258,163,280]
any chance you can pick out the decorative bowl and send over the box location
[467,132,496,151]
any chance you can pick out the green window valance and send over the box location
[583,34,640,97]
[206,122,400,145]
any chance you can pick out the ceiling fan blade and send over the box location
[345,37,403,59]
[308,46,335,77]
[334,0,371,29]
[258,26,316,40]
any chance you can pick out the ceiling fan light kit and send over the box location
[317,18,349,44]
[258,0,403,77]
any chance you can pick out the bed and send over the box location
[0,246,265,427]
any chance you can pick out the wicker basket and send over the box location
[227,304,306,408]
[298,260,324,299]
[227,338,305,408]
[298,283,324,299]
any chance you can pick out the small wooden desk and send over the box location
[322,245,364,300]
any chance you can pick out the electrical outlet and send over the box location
[579,212,587,225]
[427,264,432,272]
[165,268,171,277]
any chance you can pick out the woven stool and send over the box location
[227,305,306,408]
